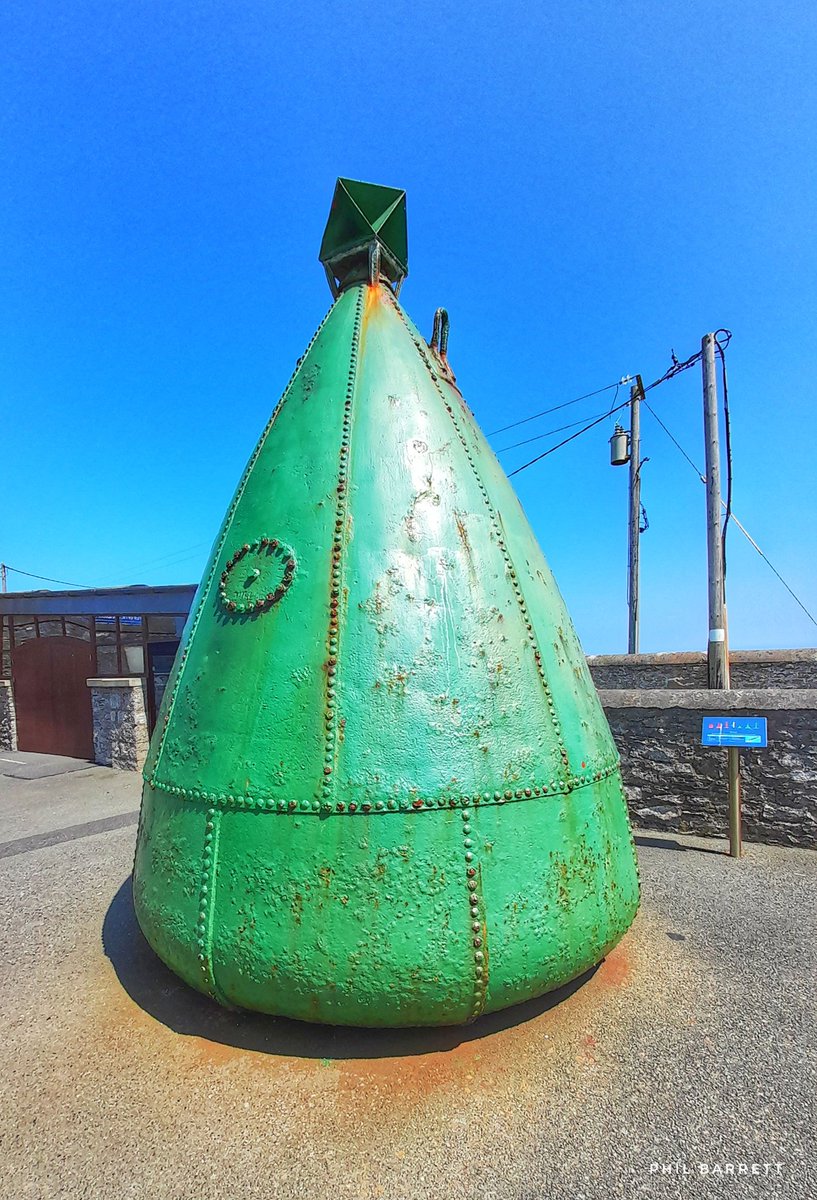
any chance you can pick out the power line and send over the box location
[487,380,627,438]
[495,406,618,454]
[108,542,211,582]
[503,339,727,478]
[496,382,626,455]
[124,540,210,574]
[728,518,817,629]
[641,334,730,396]
[507,397,633,477]
[489,336,723,444]
[3,554,205,594]
[642,403,817,630]
[643,400,702,478]
[2,565,100,590]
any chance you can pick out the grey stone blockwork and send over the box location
[87,679,149,771]
[587,649,817,691]
[0,680,17,751]
[599,689,817,849]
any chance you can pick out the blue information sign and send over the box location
[701,717,767,748]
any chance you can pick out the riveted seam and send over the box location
[319,286,365,815]
[195,806,229,1003]
[384,290,572,780]
[462,805,488,1021]
[145,759,621,812]
[147,295,341,787]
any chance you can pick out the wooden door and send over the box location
[12,636,94,759]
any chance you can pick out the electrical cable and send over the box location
[487,380,626,438]
[2,565,100,589]
[504,339,723,477]
[507,397,633,477]
[495,405,620,454]
[124,541,211,574]
[642,338,719,394]
[498,382,626,453]
[604,381,621,416]
[643,400,704,479]
[642,403,817,630]
[14,335,803,631]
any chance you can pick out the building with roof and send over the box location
[0,584,195,767]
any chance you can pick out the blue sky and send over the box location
[2,1,815,653]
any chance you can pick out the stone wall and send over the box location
[587,649,817,691]
[0,680,17,751]
[87,678,149,771]
[600,688,817,849]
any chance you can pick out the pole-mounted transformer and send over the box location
[609,423,630,466]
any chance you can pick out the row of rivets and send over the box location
[321,287,364,811]
[385,291,572,779]
[462,807,488,1019]
[196,806,217,995]
[148,296,340,786]
[146,759,620,810]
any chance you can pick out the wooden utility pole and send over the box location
[702,335,729,689]
[702,332,740,856]
[1,563,6,593]
[627,377,644,654]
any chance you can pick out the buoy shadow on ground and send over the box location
[102,876,601,1061]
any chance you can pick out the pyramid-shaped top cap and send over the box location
[319,177,408,291]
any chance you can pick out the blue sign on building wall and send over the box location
[701,717,768,748]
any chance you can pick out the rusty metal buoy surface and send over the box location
[133,179,640,1026]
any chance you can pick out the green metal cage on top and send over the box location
[133,178,639,1027]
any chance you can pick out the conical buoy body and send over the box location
[134,203,639,1026]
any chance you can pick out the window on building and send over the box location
[1,611,187,679]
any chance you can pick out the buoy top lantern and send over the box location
[319,177,408,294]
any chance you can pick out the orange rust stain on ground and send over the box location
[325,970,636,1110]
[91,923,640,1112]
[333,1033,502,1103]
[92,982,158,1041]
[183,1035,261,1069]
[595,942,631,989]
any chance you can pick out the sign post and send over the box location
[701,717,768,857]
[728,749,741,860]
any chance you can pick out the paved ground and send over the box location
[0,750,94,780]
[0,767,814,1200]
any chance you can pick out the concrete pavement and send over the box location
[0,751,95,780]
[0,766,814,1199]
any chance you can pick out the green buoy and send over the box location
[133,178,639,1026]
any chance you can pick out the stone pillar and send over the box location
[87,678,149,771]
[0,679,17,751]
